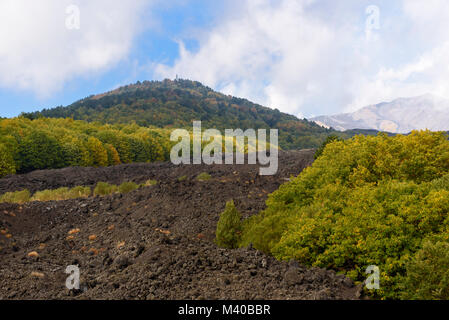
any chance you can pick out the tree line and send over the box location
[0,117,173,177]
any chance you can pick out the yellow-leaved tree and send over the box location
[87,137,108,167]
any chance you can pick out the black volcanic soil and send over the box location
[0,150,361,300]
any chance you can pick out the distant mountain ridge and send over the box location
[23,79,339,150]
[311,94,449,133]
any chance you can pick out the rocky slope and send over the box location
[0,151,361,300]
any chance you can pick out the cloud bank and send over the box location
[2,0,449,117]
[0,0,152,96]
[156,0,449,117]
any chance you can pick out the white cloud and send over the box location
[155,0,449,117]
[0,0,152,97]
[155,0,350,116]
[4,0,449,117]
[402,0,449,45]
[344,1,449,112]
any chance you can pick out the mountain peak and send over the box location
[89,79,211,100]
[311,95,449,133]
[22,79,334,150]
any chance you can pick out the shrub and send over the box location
[1,186,92,203]
[0,189,31,204]
[32,187,76,201]
[314,135,343,159]
[197,172,212,181]
[178,175,187,182]
[94,182,118,196]
[403,240,449,300]
[241,131,449,299]
[118,181,139,194]
[67,186,91,199]
[216,200,243,249]
[145,179,158,186]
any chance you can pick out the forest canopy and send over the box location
[0,117,173,177]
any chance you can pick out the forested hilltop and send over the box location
[22,79,340,150]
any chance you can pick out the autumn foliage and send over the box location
[241,131,449,299]
[0,117,173,177]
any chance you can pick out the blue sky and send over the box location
[1,0,449,119]
[0,0,225,117]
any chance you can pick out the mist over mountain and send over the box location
[311,94,449,133]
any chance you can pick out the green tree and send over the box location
[18,130,66,172]
[216,200,243,249]
[0,143,16,178]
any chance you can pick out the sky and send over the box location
[1,0,449,119]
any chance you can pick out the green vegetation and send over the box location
[0,143,16,177]
[93,182,118,196]
[0,190,31,204]
[239,131,449,299]
[68,186,93,199]
[0,117,174,177]
[118,181,139,194]
[144,179,158,186]
[31,186,91,201]
[403,240,449,300]
[0,114,274,178]
[22,79,348,150]
[0,79,382,178]
[0,180,149,204]
[196,172,212,181]
[178,175,187,182]
[216,200,243,249]
[314,134,343,159]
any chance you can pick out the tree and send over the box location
[216,200,243,249]
[0,143,15,178]
[18,130,66,172]
[0,117,181,172]
[87,137,108,167]
[105,144,121,166]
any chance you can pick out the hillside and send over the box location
[23,79,337,150]
[311,94,449,133]
[0,151,360,300]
